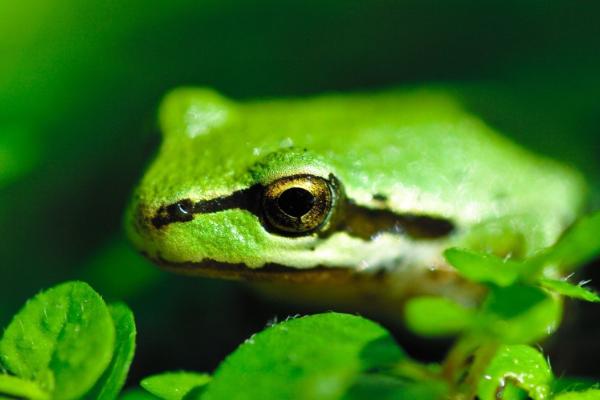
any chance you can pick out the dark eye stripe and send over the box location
[335,201,454,240]
[150,175,454,240]
[151,185,262,228]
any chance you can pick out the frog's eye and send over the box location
[262,175,334,235]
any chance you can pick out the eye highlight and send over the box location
[262,175,334,235]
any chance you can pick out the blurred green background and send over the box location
[1,0,599,386]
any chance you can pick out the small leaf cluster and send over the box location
[0,282,135,400]
[405,213,600,343]
[134,313,599,400]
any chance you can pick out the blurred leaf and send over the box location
[0,374,48,400]
[534,212,600,273]
[141,371,210,400]
[0,281,115,399]
[477,285,562,343]
[538,278,600,303]
[477,345,552,400]
[444,248,523,286]
[446,213,600,289]
[404,296,475,337]
[553,389,600,400]
[85,303,137,400]
[120,388,162,400]
[552,377,599,394]
[199,313,407,400]
[343,373,447,400]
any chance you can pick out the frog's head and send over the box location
[126,88,459,283]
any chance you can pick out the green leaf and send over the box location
[199,313,408,400]
[141,371,210,400]
[343,373,448,400]
[477,345,552,400]
[444,248,523,286]
[538,278,600,303]
[535,212,600,272]
[477,285,562,343]
[84,303,137,400]
[0,374,49,400]
[553,389,600,400]
[119,388,162,400]
[552,377,599,394]
[404,296,475,337]
[0,281,115,400]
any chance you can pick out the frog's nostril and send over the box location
[172,200,195,218]
[152,199,195,228]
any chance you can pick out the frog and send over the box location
[126,87,587,310]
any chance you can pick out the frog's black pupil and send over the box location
[277,187,315,217]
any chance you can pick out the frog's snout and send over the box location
[125,199,158,247]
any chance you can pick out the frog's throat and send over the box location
[149,175,455,241]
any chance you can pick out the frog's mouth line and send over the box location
[151,255,362,284]
[149,175,454,241]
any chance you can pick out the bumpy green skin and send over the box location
[127,87,586,277]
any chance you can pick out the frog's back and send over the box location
[175,89,584,250]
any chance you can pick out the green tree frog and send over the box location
[126,87,586,307]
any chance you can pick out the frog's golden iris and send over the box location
[262,174,335,235]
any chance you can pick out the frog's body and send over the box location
[127,87,586,307]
